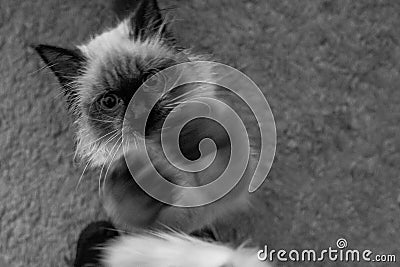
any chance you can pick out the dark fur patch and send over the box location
[128,0,165,40]
[74,221,119,267]
[33,44,86,108]
[88,55,182,138]
[112,0,143,20]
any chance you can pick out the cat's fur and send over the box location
[103,231,270,267]
[34,0,267,266]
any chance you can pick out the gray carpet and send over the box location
[1,0,400,266]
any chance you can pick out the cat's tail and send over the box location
[102,231,272,267]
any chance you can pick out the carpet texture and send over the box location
[1,0,400,266]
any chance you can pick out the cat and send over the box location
[34,0,268,266]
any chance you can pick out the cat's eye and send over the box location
[99,93,121,110]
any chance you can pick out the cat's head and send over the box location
[34,0,213,167]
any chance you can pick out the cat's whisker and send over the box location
[29,62,58,75]
[98,135,122,195]
[163,86,212,108]
[88,118,116,123]
[52,80,79,91]
[102,132,121,149]
[87,110,123,124]
[76,131,119,191]
[75,159,91,191]
[69,129,119,161]
[49,81,79,103]
[98,160,108,196]
[98,137,122,193]
[102,140,123,192]
[83,129,119,149]
[103,114,123,122]
[72,148,80,164]
[94,134,120,175]
[164,87,213,109]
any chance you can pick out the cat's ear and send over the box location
[128,0,165,39]
[33,44,85,92]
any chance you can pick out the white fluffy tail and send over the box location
[102,232,271,267]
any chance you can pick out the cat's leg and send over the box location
[102,144,255,233]
[102,154,167,231]
[102,151,210,232]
